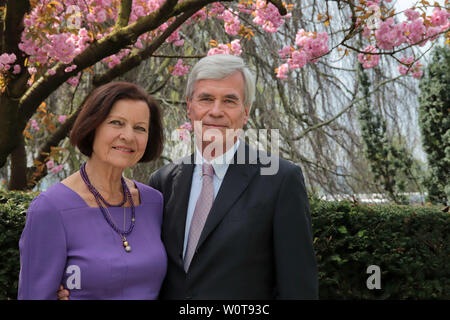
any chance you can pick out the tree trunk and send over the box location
[8,134,27,190]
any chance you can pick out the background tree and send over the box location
[418,45,450,205]
[357,64,417,204]
[0,0,448,195]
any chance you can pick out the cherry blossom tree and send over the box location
[0,0,448,190]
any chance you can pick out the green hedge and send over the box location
[1,191,449,299]
[0,191,37,300]
[312,199,449,299]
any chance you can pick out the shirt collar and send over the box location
[194,140,240,180]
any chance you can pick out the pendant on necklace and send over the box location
[122,236,131,253]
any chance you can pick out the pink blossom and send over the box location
[58,115,67,124]
[48,69,56,76]
[208,40,242,56]
[0,53,16,65]
[106,54,121,68]
[67,74,80,86]
[171,59,190,76]
[218,10,241,36]
[87,13,96,22]
[237,3,253,14]
[375,18,407,50]
[357,45,380,69]
[50,164,63,174]
[398,56,414,75]
[277,29,329,76]
[30,119,40,131]
[180,121,193,131]
[13,64,21,74]
[28,67,37,75]
[0,53,17,71]
[412,69,423,79]
[166,29,179,42]
[46,160,55,169]
[278,45,292,59]
[64,64,77,73]
[295,30,328,60]
[253,0,289,33]
[208,3,225,16]
[427,26,441,42]
[431,7,449,26]
[362,26,372,38]
[177,129,190,142]
[404,9,420,21]
[173,39,184,46]
[398,56,422,78]
[190,9,207,22]
[288,50,307,69]
[95,9,107,23]
[276,63,289,79]
[406,19,426,45]
[230,39,242,55]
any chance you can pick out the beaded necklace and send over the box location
[80,162,135,252]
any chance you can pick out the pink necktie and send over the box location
[184,163,214,272]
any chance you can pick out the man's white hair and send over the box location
[186,54,256,108]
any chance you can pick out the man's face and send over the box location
[187,71,249,155]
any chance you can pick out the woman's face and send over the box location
[91,99,150,169]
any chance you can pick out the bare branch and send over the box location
[293,75,402,141]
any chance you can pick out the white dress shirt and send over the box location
[182,140,240,258]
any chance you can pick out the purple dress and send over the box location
[18,181,167,300]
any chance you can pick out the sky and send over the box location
[394,0,447,14]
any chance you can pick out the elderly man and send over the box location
[150,54,318,299]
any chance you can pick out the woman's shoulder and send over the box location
[131,180,163,204]
[33,181,86,212]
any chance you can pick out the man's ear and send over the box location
[243,105,250,125]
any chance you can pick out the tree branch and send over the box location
[293,75,403,141]
[115,0,133,29]
[27,107,82,189]
[18,0,180,122]
[94,7,199,86]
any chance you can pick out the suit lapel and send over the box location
[196,143,259,250]
[169,156,194,257]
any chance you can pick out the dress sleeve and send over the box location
[18,194,67,300]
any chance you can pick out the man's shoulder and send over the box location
[150,162,178,183]
[149,155,192,183]
[247,144,302,177]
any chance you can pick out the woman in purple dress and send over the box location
[18,82,167,299]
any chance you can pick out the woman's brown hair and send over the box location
[70,82,163,162]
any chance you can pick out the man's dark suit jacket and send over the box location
[148,142,318,299]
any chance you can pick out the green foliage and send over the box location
[0,191,448,300]
[311,198,449,299]
[418,46,450,205]
[357,65,414,204]
[0,190,37,300]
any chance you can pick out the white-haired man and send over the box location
[150,54,318,299]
